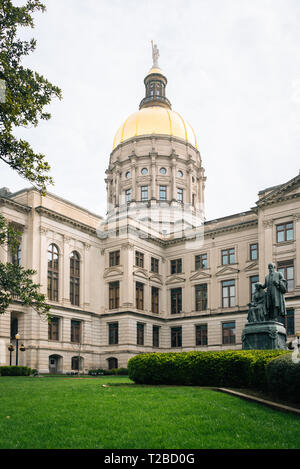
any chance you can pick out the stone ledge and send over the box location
[215,388,300,416]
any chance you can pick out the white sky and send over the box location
[2,0,300,220]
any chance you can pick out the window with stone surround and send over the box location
[171,327,182,347]
[153,326,160,347]
[277,259,294,292]
[48,316,59,341]
[141,185,148,201]
[221,248,235,265]
[195,324,208,346]
[222,280,235,308]
[151,257,159,273]
[135,251,144,268]
[170,258,182,274]
[70,251,80,306]
[109,250,120,267]
[71,320,81,344]
[171,287,182,314]
[48,244,59,301]
[151,286,159,314]
[136,282,144,310]
[109,281,120,309]
[276,222,294,243]
[195,284,208,311]
[222,321,236,345]
[250,243,259,261]
[250,275,259,301]
[137,323,144,345]
[109,322,119,345]
[195,253,207,270]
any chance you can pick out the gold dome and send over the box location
[112,106,197,150]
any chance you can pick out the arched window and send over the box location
[48,244,59,301]
[70,251,80,306]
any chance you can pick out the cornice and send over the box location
[35,206,98,236]
[0,196,32,214]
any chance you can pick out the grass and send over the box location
[0,376,300,449]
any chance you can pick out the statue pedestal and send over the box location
[242,321,287,350]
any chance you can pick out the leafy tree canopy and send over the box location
[0,0,62,194]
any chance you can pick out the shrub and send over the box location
[0,366,32,376]
[266,353,300,403]
[128,350,289,388]
[88,368,105,376]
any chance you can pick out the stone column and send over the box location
[150,154,157,200]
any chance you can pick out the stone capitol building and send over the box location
[1,49,300,373]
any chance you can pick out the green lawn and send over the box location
[0,376,300,449]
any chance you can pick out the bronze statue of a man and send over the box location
[262,262,287,322]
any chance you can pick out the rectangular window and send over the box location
[71,320,81,343]
[171,288,182,314]
[159,185,167,201]
[153,325,160,347]
[280,309,295,336]
[177,188,183,204]
[137,323,144,345]
[250,275,259,301]
[48,271,58,302]
[109,281,120,309]
[151,257,159,273]
[195,253,207,270]
[170,258,182,274]
[222,280,235,308]
[136,282,144,310]
[195,284,208,311]
[222,321,236,345]
[277,260,294,292]
[276,222,294,243]
[195,324,208,346]
[221,248,235,265]
[141,186,148,201]
[171,327,182,347]
[250,243,259,261]
[109,322,118,345]
[48,317,59,341]
[151,286,159,314]
[135,251,144,268]
[109,250,120,267]
[125,188,131,203]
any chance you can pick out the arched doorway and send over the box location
[107,357,118,370]
[49,354,62,374]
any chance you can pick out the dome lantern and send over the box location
[139,41,172,110]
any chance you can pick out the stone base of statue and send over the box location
[242,321,287,350]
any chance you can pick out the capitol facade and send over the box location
[0,53,299,373]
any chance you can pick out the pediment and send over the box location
[133,268,149,280]
[216,266,240,277]
[149,274,163,285]
[244,261,259,272]
[165,275,186,285]
[257,173,300,206]
[103,267,123,278]
[189,270,211,281]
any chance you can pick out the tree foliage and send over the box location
[0,214,50,317]
[0,1,60,317]
[0,0,62,193]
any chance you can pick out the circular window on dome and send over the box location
[177,170,183,177]
[125,171,131,179]
[160,167,167,175]
[141,168,148,175]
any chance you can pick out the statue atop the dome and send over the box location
[151,40,160,68]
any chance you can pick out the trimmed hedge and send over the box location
[0,366,32,376]
[88,367,128,376]
[128,350,289,389]
[266,353,300,403]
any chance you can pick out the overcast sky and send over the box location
[3,0,300,220]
